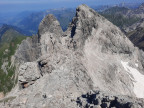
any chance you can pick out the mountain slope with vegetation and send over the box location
[0,24,27,40]
[0,25,27,94]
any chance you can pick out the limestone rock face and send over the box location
[14,35,41,63]
[38,14,63,55]
[18,62,41,88]
[1,4,144,108]
[38,14,63,37]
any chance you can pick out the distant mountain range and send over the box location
[0,8,76,36]
[0,3,141,36]
[100,3,144,50]
[0,2,144,51]
[0,24,27,40]
[100,6,140,29]
[117,2,141,9]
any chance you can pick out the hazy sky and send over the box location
[0,0,144,13]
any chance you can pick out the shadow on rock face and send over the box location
[76,90,143,108]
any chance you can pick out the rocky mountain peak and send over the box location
[1,4,144,108]
[76,4,98,18]
[68,4,134,54]
[139,3,144,10]
[38,14,63,37]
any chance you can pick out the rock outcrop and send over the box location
[76,90,144,108]
[1,4,144,108]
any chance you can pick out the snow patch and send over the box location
[121,61,144,98]
[135,63,138,67]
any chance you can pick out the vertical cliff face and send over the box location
[1,4,144,108]
[38,14,63,55]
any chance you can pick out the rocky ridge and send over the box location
[124,18,144,33]
[129,3,144,18]
[1,4,144,108]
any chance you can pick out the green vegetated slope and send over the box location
[0,29,24,44]
[100,7,140,28]
[0,25,27,94]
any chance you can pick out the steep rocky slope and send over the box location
[1,5,144,108]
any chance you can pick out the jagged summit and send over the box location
[138,3,144,10]
[38,14,63,37]
[1,4,144,108]
[76,4,98,18]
